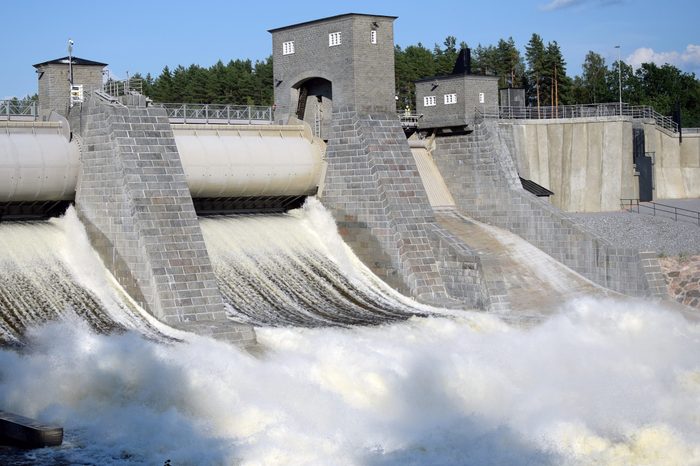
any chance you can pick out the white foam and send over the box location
[1,298,698,465]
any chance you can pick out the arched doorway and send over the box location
[294,78,332,140]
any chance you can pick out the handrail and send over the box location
[398,112,422,128]
[0,100,38,121]
[499,102,679,133]
[103,78,143,97]
[152,103,273,124]
[621,198,700,226]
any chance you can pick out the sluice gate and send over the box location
[0,120,325,217]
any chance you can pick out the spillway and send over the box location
[201,199,427,327]
[0,200,426,345]
[0,202,698,465]
[0,209,164,344]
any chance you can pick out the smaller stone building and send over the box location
[34,56,106,119]
[415,50,499,132]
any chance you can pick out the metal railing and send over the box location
[153,103,273,124]
[498,103,679,133]
[621,199,700,226]
[103,78,143,97]
[0,99,38,121]
[398,112,422,128]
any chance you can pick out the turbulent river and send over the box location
[0,201,698,465]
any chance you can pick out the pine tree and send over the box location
[525,33,547,107]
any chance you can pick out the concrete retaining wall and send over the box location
[646,125,700,199]
[74,96,255,344]
[501,117,637,212]
[431,120,667,298]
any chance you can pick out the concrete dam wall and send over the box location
[645,125,700,199]
[500,117,637,212]
[502,117,700,211]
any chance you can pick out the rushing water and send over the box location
[0,202,698,465]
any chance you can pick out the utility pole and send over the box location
[615,45,622,116]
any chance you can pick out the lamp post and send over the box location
[67,39,74,85]
[615,45,622,116]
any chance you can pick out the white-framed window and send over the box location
[370,30,377,44]
[423,95,436,107]
[282,41,295,55]
[328,31,342,47]
[444,93,457,105]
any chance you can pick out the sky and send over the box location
[2,0,699,99]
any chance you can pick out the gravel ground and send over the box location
[570,211,700,256]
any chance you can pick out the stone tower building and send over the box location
[269,13,397,139]
[269,14,485,306]
[34,56,106,119]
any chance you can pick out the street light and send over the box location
[67,39,74,85]
[615,45,622,116]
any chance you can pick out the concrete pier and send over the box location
[74,95,255,344]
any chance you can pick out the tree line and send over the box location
[134,57,273,106]
[396,34,700,127]
[120,34,700,127]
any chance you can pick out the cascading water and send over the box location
[0,209,163,345]
[0,200,698,465]
[201,199,429,327]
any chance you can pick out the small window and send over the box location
[444,93,457,105]
[329,32,342,47]
[282,41,295,55]
[370,30,377,44]
[423,96,436,107]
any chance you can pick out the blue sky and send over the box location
[2,0,698,99]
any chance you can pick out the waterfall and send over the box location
[0,201,697,465]
[201,198,430,327]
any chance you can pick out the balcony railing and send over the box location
[0,100,38,121]
[153,103,273,124]
[102,78,143,97]
[495,103,679,133]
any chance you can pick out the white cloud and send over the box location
[626,44,700,73]
[540,0,622,11]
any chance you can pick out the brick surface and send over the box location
[73,96,255,344]
[432,120,664,298]
[322,108,486,307]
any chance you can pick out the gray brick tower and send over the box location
[269,13,397,137]
[270,14,486,307]
[34,56,106,119]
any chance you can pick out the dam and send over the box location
[1,12,699,464]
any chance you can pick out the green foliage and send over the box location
[139,57,274,105]
[129,35,700,127]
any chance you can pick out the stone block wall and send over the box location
[321,107,486,307]
[74,96,255,344]
[270,14,397,122]
[659,255,700,309]
[415,74,499,129]
[36,64,104,120]
[431,120,667,298]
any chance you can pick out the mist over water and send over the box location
[2,301,698,465]
[0,201,698,465]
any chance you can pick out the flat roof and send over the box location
[33,56,108,68]
[268,13,397,33]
